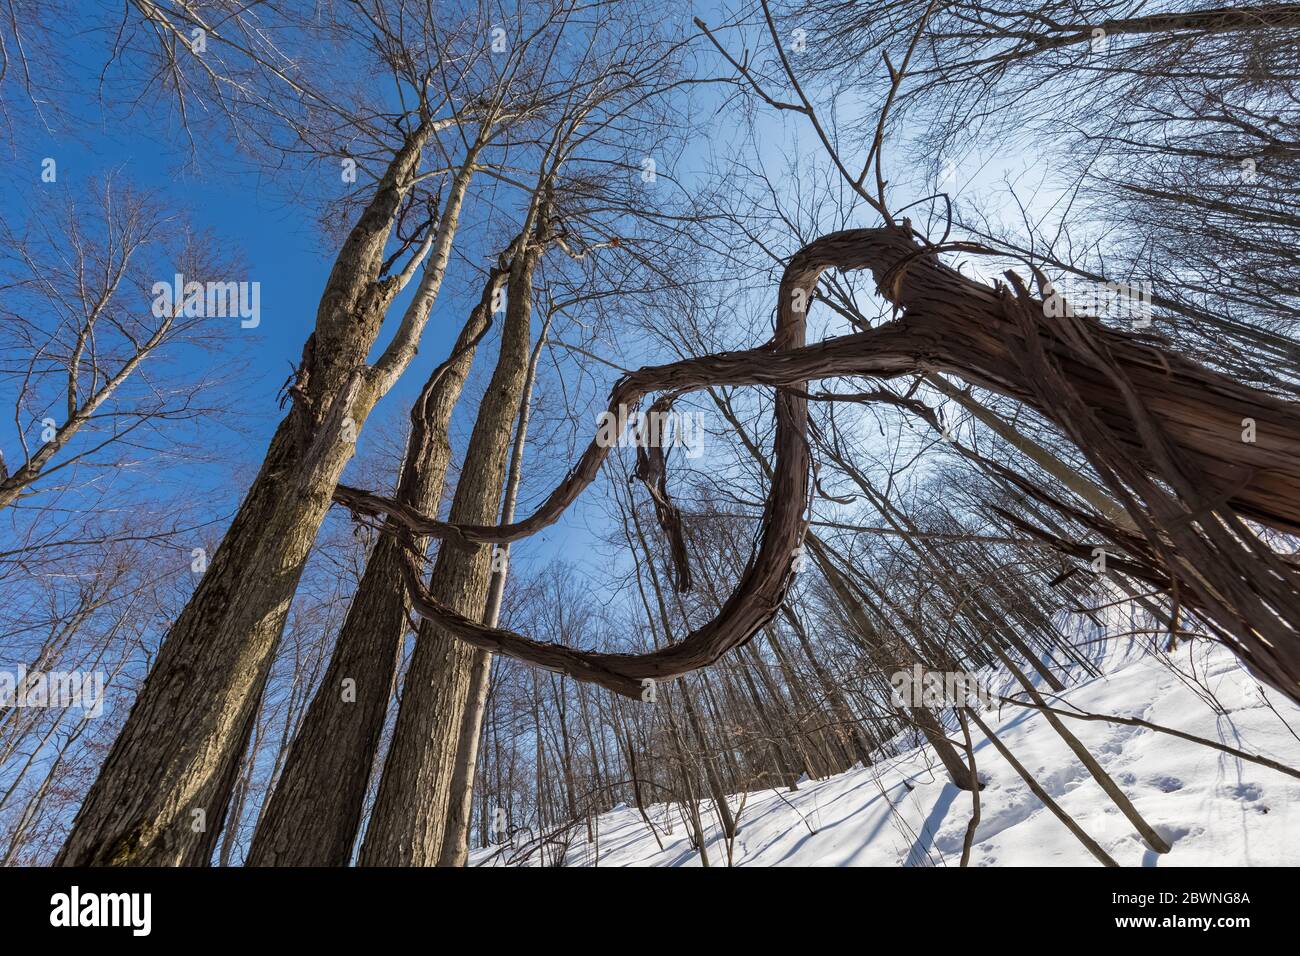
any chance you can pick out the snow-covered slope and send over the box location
[477,644,1300,866]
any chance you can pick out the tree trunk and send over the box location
[806,534,976,789]
[339,225,1300,703]
[246,264,506,866]
[436,307,551,866]
[57,126,476,866]
[359,213,545,866]
[969,710,1118,867]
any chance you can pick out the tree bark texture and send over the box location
[359,223,545,866]
[58,122,477,866]
[246,264,507,866]
[335,224,1300,704]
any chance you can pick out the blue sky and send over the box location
[0,6,751,580]
[0,1,957,575]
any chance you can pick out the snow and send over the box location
[474,643,1300,866]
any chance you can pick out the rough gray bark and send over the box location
[437,306,551,866]
[246,263,507,866]
[359,211,547,866]
[56,119,477,867]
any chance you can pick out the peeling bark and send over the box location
[336,224,1300,704]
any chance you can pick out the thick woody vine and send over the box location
[335,222,1300,704]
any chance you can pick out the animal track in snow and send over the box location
[1226,782,1263,802]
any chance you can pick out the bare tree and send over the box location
[0,179,236,511]
[55,2,544,865]
[338,2,1300,707]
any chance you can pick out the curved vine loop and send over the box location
[335,224,1300,702]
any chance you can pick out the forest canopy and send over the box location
[0,0,1297,871]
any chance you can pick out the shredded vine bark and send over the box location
[335,223,1300,702]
